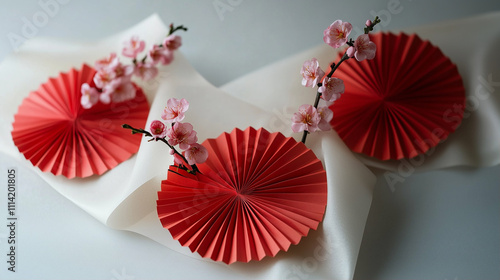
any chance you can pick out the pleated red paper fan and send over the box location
[157,127,328,264]
[11,64,149,178]
[329,32,466,160]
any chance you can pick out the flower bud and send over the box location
[346,46,356,58]
[365,20,372,27]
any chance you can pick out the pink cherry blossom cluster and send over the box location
[292,17,380,143]
[151,98,208,167]
[80,24,186,109]
[123,97,208,174]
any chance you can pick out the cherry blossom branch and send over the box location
[301,90,323,143]
[297,16,381,145]
[122,124,201,174]
[81,24,188,110]
[327,54,349,78]
[301,53,350,144]
[134,23,188,65]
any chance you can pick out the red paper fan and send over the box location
[329,32,466,160]
[11,64,150,178]
[157,127,327,264]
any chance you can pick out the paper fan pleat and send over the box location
[330,32,466,160]
[12,64,150,178]
[157,127,328,264]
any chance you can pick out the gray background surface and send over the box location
[0,0,499,279]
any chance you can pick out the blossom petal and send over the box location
[184,143,208,165]
[323,20,352,48]
[291,104,320,133]
[122,36,146,58]
[150,120,167,139]
[300,58,324,88]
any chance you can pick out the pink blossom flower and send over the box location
[99,92,111,104]
[352,34,376,61]
[134,62,158,81]
[95,53,119,71]
[102,78,136,103]
[94,62,133,89]
[184,143,208,165]
[319,77,344,102]
[150,120,167,139]
[80,83,99,109]
[166,122,198,150]
[161,98,189,123]
[291,104,321,133]
[122,36,146,58]
[323,20,352,48]
[113,63,134,78]
[300,58,325,88]
[148,45,174,65]
[163,35,182,51]
[317,106,334,131]
[93,68,117,88]
[365,20,372,27]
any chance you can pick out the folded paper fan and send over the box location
[157,127,328,264]
[329,32,466,160]
[11,64,149,178]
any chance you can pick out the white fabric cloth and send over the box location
[0,11,498,280]
[0,14,375,280]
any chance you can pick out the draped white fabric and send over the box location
[0,12,498,279]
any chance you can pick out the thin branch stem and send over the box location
[301,90,322,144]
[301,131,309,144]
[328,53,349,78]
[301,53,349,144]
[122,124,201,174]
[133,23,188,66]
[364,16,381,34]
[168,24,188,36]
[300,12,379,145]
